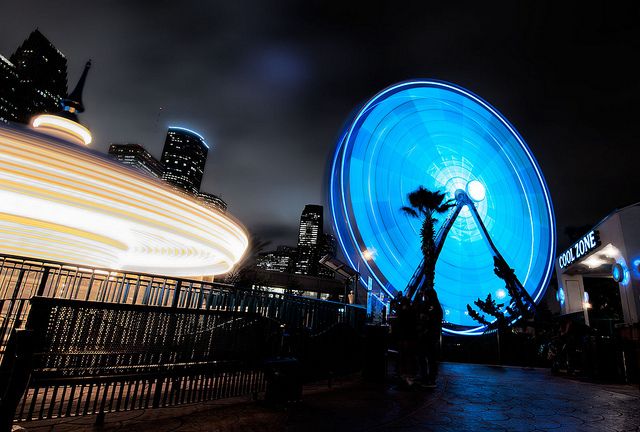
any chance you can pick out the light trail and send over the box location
[0,125,248,277]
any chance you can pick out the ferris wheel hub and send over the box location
[466,180,486,202]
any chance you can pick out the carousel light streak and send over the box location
[31,114,93,146]
[0,125,248,277]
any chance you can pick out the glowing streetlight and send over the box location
[351,247,376,305]
[362,248,376,261]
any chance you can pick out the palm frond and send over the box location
[406,186,452,215]
[401,206,418,218]
[436,202,456,213]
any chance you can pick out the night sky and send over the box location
[1,2,639,250]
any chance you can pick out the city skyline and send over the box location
[1,3,639,249]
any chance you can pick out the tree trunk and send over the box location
[420,217,436,294]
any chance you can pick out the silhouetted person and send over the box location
[418,287,442,387]
[559,318,592,375]
[392,292,418,386]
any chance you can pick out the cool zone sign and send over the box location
[558,230,601,269]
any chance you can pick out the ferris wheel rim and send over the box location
[329,79,556,335]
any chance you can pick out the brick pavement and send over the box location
[18,363,640,432]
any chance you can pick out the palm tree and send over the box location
[401,186,454,295]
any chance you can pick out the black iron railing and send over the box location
[2,297,280,423]
[0,254,367,426]
[0,254,364,359]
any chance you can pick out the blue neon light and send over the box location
[613,261,630,285]
[556,288,565,306]
[329,80,556,335]
[168,126,210,149]
[633,258,640,278]
[612,263,623,282]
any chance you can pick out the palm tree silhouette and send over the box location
[401,186,454,296]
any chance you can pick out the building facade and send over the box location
[294,204,324,276]
[555,203,640,329]
[197,191,227,213]
[161,127,208,194]
[108,143,164,179]
[9,29,68,123]
[0,55,20,123]
[256,246,296,273]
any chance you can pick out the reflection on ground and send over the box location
[24,362,640,432]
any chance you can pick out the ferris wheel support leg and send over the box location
[464,196,536,313]
[408,190,536,315]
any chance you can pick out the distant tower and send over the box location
[295,205,324,276]
[109,143,164,178]
[161,127,209,194]
[9,29,68,122]
[59,60,90,122]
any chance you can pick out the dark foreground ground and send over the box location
[19,363,640,432]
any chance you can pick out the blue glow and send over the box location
[168,126,210,149]
[556,288,565,306]
[632,258,640,278]
[329,80,556,335]
[612,263,622,282]
[613,261,630,285]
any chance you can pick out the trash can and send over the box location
[264,357,302,404]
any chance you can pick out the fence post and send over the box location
[36,267,50,297]
[0,329,37,431]
[172,281,182,308]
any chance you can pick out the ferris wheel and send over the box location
[329,80,556,335]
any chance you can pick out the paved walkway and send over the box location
[20,363,640,432]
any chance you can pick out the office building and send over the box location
[161,127,208,194]
[294,205,323,276]
[256,246,296,273]
[0,55,20,123]
[197,191,227,213]
[9,29,68,122]
[109,143,164,179]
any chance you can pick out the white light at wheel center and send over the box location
[466,180,486,202]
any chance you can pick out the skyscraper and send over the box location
[161,127,208,194]
[109,143,164,179]
[9,29,68,122]
[0,55,20,123]
[294,205,323,276]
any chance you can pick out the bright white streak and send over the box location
[0,126,248,277]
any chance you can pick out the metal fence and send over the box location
[2,297,280,423]
[0,254,365,360]
[0,254,367,426]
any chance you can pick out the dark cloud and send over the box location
[1,1,639,248]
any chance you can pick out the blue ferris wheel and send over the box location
[329,80,556,335]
